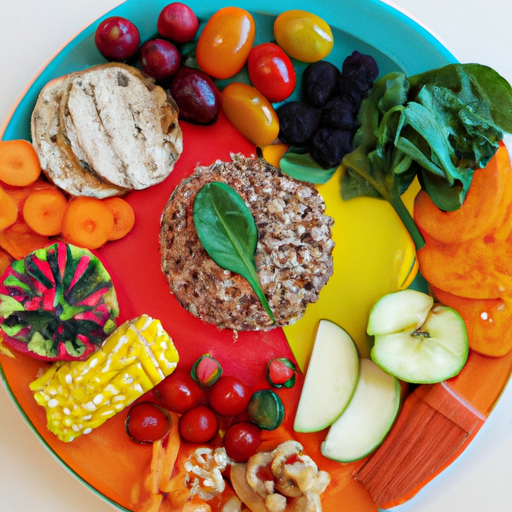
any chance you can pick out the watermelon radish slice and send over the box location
[0,241,119,361]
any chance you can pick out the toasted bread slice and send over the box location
[31,63,183,197]
[31,72,127,198]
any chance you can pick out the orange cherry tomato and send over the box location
[196,7,255,79]
[274,10,334,63]
[222,82,280,147]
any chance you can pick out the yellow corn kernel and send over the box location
[29,315,179,443]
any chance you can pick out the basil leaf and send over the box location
[193,182,276,324]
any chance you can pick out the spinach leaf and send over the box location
[342,63,512,249]
[279,148,338,184]
[193,182,276,324]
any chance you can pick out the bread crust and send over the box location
[31,63,183,197]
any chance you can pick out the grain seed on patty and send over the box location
[160,156,334,331]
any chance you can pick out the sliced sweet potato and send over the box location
[432,285,512,357]
[414,144,512,244]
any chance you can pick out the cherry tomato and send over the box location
[154,368,207,414]
[125,401,170,444]
[247,43,296,103]
[223,422,262,462]
[209,375,250,417]
[222,83,280,147]
[196,7,255,79]
[274,10,334,63]
[179,405,219,443]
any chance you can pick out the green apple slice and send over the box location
[293,319,359,433]
[320,358,400,462]
[367,289,433,336]
[371,303,469,384]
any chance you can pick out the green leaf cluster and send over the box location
[342,64,512,249]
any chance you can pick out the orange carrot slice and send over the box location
[0,247,13,276]
[23,188,68,236]
[102,197,135,241]
[0,186,17,231]
[0,139,41,187]
[61,197,115,250]
[0,226,50,260]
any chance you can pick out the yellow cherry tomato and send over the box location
[274,10,334,63]
[196,7,255,79]
[222,82,280,147]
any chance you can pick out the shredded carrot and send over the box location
[0,139,41,187]
[22,187,68,236]
[0,186,17,231]
[102,196,136,241]
[61,197,115,250]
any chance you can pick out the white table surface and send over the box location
[1,1,512,511]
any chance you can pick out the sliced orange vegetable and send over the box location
[102,197,136,241]
[61,197,115,249]
[0,139,41,187]
[22,187,68,236]
[0,186,17,231]
[414,145,512,244]
[431,285,512,357]
[0,225,49,260]
[0,247,13,276]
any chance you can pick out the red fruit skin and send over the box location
[139,39,181,82]
[223,422,261,462]
[94,16,140,61]
[169,67,221,125]
[209,376,250,417]
[125,402,170,444]
[247,42,296,103]
[157,3,199,44]
[154,368,207,414]
[179,405,219,443]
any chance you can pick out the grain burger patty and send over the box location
[160,156,334,331]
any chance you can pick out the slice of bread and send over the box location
[31,63,183,197]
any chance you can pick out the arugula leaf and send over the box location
[342,63,512,248]
[193,181,276,324]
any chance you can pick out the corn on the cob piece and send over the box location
[29,314,179,442]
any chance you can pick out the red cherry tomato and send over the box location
[223,422,262,462]
[209,375,250,417]
[179,405,219,443]
[196,7,255,79]
[247,43,296,103]
[125,402,170,444]
[154,369,207,414]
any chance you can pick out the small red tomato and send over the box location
[209,376,250,417]
[179,405,219,443]
[223,422,261,462]
[154,369,207,414]
[247,43,296,103]
[139,39,181,82]
[95,16,140,61]
[157,3,199,44]
[125,401,170,444]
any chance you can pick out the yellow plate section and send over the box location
[283,169,420,371]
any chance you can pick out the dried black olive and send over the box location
[321,96,356,130]
[277,101,321,145]
[341,51,379,93]
[309,128,352,169]
[302,61,341,108]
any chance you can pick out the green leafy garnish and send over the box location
[193,181,276,323]
[342,64,512,249]
[280,148,338,184]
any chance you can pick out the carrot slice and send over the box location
[0,186,17,231]
[0,226,49,260]
[22,188,68,236]
[0,139,41,187]
[61,197,115,250]
[102,197,135,241]
[0,247,13,276]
